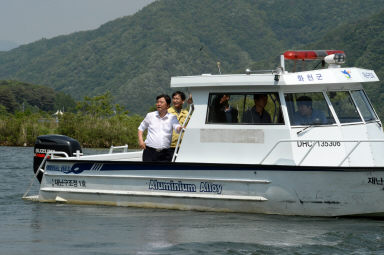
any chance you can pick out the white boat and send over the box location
[24,50,384,217]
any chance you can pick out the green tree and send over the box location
[76,91,115,117]
[54,91,76,112]
[0,87,18,112]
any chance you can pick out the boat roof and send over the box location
[171,67,379,88]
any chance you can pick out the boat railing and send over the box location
[109,144,128,154]
[23,151,70,199]
[260,139,384,166]
[172,104,195,162]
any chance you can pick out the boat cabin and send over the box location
[171,51,383,167]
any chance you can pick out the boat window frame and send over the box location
[205,92,285,125]
[284,91,337,127]
[350,89,379,123]
[326,90,364,125]
[324,89,381,126]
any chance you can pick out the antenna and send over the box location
[217,61,222,74]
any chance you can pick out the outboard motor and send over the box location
[33,135,82,183]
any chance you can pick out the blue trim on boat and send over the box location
[46,159,384,172]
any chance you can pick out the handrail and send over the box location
[260,139,384,166]
[338,141,361,166]
[172,104,195,162]
[297,141,318,166]
[109,145,128,154]
[23,151,69,198]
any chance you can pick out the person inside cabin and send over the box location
[168,91,193,156]
[242,94,271,123]
[138,94,182,162]
[293,96,326,125]
[209,94,238,123]
[223,100,238,123]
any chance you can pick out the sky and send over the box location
[0,0,156,45]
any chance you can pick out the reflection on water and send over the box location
[1,146,384,254]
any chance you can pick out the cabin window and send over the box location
[206,93,284,125]
[327,91,362,123]
[285,92,336,126]
[350,90,378,122]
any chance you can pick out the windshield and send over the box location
[327,91,362,123]
[351,90,377,122]
[285,92,336,126]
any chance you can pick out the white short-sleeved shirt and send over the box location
[138,111,181,149]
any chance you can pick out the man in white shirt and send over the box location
[138,94,182,162]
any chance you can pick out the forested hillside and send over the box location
[0,0,383,114]
[0,80,76,113]
[308,9,384,117]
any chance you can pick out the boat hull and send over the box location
[37,160,384,217]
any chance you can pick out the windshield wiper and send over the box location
[296,125,315,135]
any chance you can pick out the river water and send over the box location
[1,146,384,255]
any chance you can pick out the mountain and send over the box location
[0,0,384,114]
[0,40,19,51]
[308,9,384,116]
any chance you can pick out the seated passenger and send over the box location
[242,94,271,123]
[293,96,326,125]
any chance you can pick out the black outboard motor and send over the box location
[33,135,82,183]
